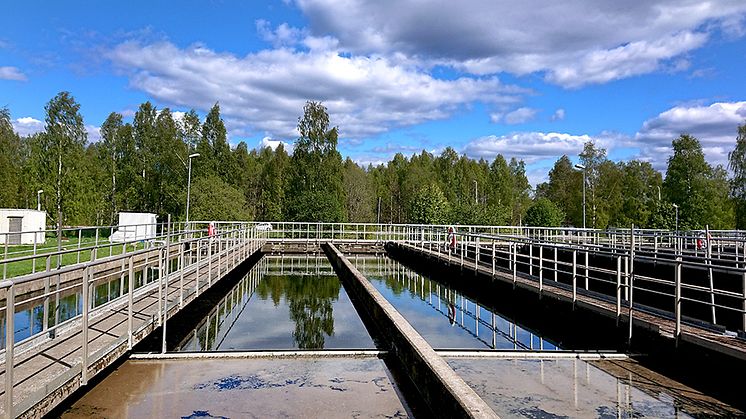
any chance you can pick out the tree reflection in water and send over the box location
[257,275,341,349]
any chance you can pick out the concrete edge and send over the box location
[129,350,387,360]
[322,243,499,419]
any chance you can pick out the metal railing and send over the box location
[398,225,746,342]
[0,221,266,417]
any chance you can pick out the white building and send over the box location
[109,212,158,243]
[0,209,46,245]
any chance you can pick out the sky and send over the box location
[2,1,746,185]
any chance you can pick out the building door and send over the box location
[8,217,22,245]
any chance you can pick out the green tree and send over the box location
[99,112,124,223]
[343,158,375,222]
[0,107,22,207]
[410,183,449,224]
[524,198,564,227]
[728,123,746,228]
[536,155,582,226]
[35,92,87,227]
[189,174,249,221]
[286,101,346,221]
[257,145,290,221]
[663,134,734,229]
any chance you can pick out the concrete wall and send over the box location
[322,243,498,419]
[0,209,46,245]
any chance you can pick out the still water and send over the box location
[177,255,375,351]
[348,256,560,351]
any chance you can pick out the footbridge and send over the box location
[1,222,746,417]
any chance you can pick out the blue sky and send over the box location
[2,1,746,184]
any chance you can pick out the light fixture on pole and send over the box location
[37,189,44,212]
[574,164,586,229]
[185,153,200,229]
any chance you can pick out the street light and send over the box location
[185,153,200,228]
[37,190,44,211]
[574,164,586,229]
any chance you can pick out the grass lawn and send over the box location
[1,237,147,279]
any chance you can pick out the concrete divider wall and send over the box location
[322,243,498,419]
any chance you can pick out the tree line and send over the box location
[1,91,745,230]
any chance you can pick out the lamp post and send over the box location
[574,164,586,229]
[185,153,200,229]
[37,189,44,211]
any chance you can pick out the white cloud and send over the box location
[12,117,101,143]
[12,117,44,136]
[260,136,293,152]
[86,125,101,143]
[633,101,746,169]
[107,40,522,141]
[0,66,27,81]
[294,0,746,87]
[551,108,565,121]
[463,132,595,163]
[256,20,306,47]
[491,107,537,125]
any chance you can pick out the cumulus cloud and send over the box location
[491,107,537,125]
[12,117,101,142]
[463,132,595,163]
[0,66,27,81]
[12,117,44,136]
[633,101,746,169]
[551,108,565,121]
[107,40,522,141]
[294,0,746,87]
[260,136,293,152]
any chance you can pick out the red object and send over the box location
[208,222,215,237]
[448,227,456,248]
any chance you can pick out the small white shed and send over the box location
[0,209,46,245]
[110,212,158,243]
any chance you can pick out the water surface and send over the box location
[348,256,560,351]
[178,255,375,351]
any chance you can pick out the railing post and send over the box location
[43,256,51,333]
[5,282,15,417]
[128,256,134,350]
[529,244,534,276]
[553,247,558,282]
[628,225,636,344]
[584,251,589,290]
[491,240,496,277]
[539,245,543,295]
[616,255,622,324]
[512,243,517,286]
[572,249,577,307]
[208,236,213,287]
[475,235,480,275]
[675,257,682,344]
[743,271,746,333]
[81,266,89,385]
[706,225,716,325]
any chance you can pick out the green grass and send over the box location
[1,238,147,279]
